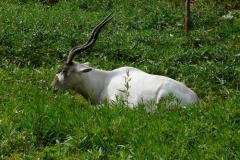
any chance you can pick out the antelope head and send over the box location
[51,14,113,92]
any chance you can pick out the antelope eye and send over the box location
[62,70,68,74]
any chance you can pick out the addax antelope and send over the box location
[51,14,201,111]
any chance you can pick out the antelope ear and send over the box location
[82,62,90,66]
[75,65,92,73]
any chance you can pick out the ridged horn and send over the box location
[66,14,113,64]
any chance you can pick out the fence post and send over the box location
[185,0,191,35]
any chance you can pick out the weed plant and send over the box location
[0,0,240,159]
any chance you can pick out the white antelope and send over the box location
[51,14,201,111]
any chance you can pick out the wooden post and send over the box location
[185,0,191,35]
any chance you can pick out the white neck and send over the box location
[75,68,112,104]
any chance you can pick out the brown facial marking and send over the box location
[57,62,73,74]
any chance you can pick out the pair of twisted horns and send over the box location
[66,14,114,64]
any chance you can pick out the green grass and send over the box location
[1,0,240,159]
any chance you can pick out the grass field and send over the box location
[1,0,240,159]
